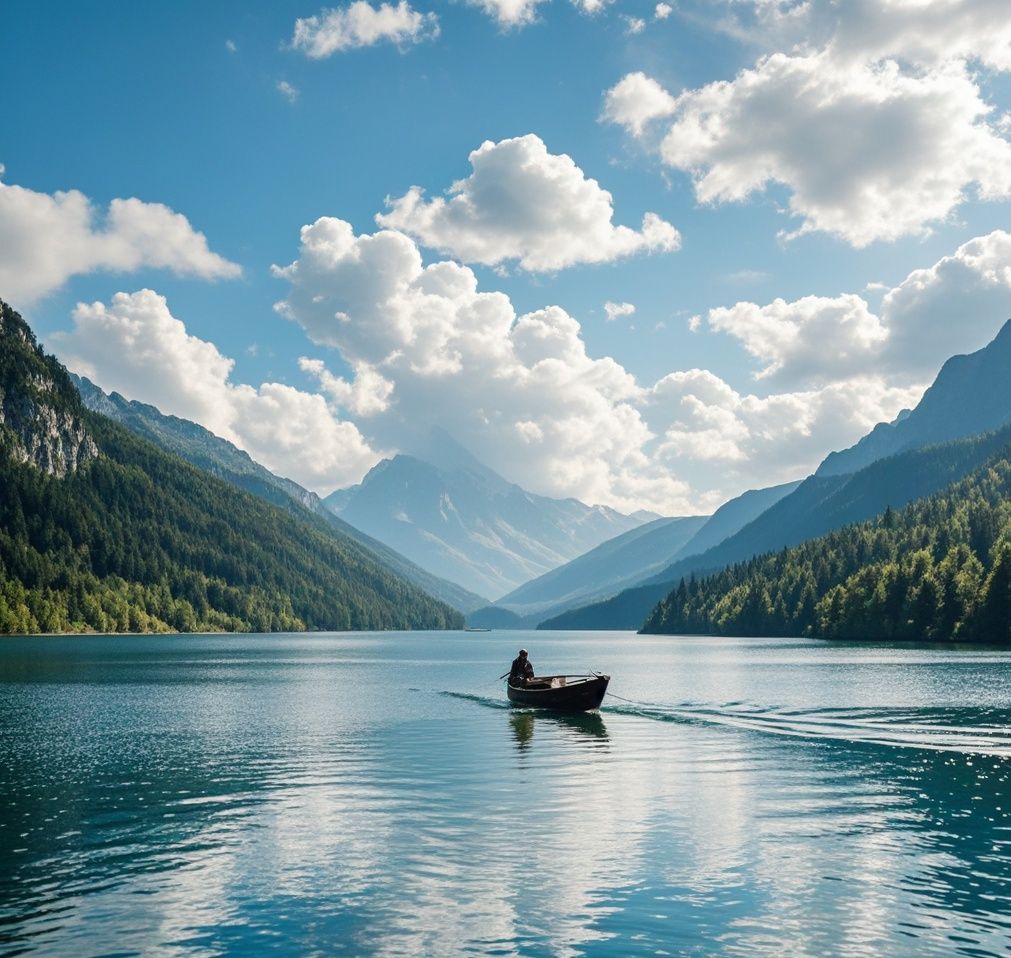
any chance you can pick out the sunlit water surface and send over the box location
[2,631,1011,957]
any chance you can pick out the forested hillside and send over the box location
[643,444,1011,643]
[72,375,486,614]
[543,422,1011,631]
[0,301,463,634]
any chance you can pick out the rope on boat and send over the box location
[604,691,640,705]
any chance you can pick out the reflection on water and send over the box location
[1,632,1011,957]
[511,709,609,751]
[511,710,535,749]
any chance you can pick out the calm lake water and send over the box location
[2,631,1011,957]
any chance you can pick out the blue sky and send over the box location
[4,0,1011,513]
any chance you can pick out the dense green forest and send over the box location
[0,301,462,634]
[543,420,1011,632]
[0,415,463,633]
[643,444,1011,642]
[72,374,486,613]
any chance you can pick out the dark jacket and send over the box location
[510,656,534,682]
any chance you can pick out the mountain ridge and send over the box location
[325,435,649,598]
[71,375,487,614]
[0,299,463,634]
[818,318,1011,476]
[537,479,804,629]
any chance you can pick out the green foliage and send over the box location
[0,415,463,634]
[643,452,1011,642]
[0,298,463,634]
[0,302,84,415]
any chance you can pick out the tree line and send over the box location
[643,450,1011,643]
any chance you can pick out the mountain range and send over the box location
[324,428,652,599]
[644,431,1011,643]
[468,479,801,628]
[72,376,485,614]
[8,288,1010,639]
[544,318,1011,631]
[0,299,462,634]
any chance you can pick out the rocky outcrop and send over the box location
[0,300,99,478]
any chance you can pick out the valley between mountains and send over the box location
[4,294,1011,642]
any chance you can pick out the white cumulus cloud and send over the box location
[600,72,677,137]
[707,294,887,387]
[648,369,923,494]
[739,0,1011,74]
[613,54,1011,247]
[880,229,1011,372]
[271,216,922,512]
[464,0,545,28]
[53,290,380,493]
[609,1,1011,247]
[604,301,636,321]
[273,217,693,510]
[291,0,439,56]
[0,177,240,305]
[704,230,1011,390]
[376,134,680,272]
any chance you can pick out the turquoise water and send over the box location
[2,632,1011,957]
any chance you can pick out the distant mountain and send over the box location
[0,299,462,634]
[474,515,708,626]
[643,436,1011,643]
[545,423,1011,631]
[72,376,486,614]
[324,429,648,598]
[818,318,1011,476]
[543,323,1011,632]
[537,480,802,629]
[667,481,803,562]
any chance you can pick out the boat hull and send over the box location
[506,675,609,712]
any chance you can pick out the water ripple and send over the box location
[3,632,1011,957]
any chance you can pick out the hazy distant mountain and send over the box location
[818,318,1011,476]
[668,481,803,562]
[473,515,708,626]
[324,428,649,598]
[546,423,1011,631]
[539,479,802,629]
[72,376,486,614]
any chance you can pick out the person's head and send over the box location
[518,649,528,659]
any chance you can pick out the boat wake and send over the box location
[603,698,1011,756]
[439,690,511,710]
[438,688,1011,756]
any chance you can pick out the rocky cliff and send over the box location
[0,300,99,477]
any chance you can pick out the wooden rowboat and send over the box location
[506,673,610,712]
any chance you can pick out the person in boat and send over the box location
[509,648,534,685]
